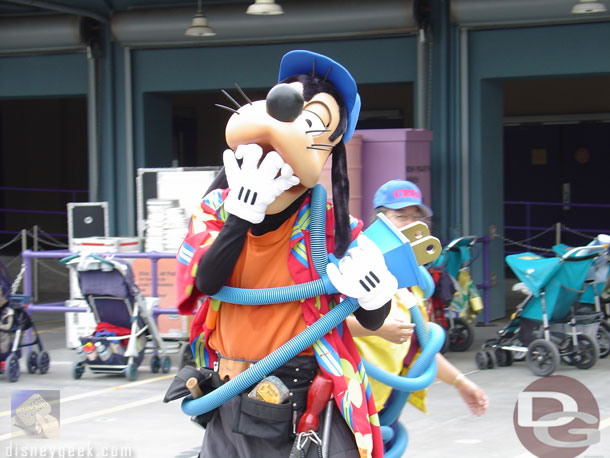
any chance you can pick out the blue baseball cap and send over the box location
[278,50,361,143]
[373,180,433,217]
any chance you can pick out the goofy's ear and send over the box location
[331,142,350,259]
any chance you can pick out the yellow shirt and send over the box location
[353,287,428,413]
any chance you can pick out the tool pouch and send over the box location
[232,355,316,440]
[233,393,295,440]
[164,365,223,428]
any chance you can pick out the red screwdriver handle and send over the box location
[296,374,333,433]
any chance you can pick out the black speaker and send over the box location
[67,202,108,244]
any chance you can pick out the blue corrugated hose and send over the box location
[183,185,334,416]
[363,322,442,393]
[181,297,359,416]
[379,304,441,427]
[182,184,440,432]
[385,422,409,458]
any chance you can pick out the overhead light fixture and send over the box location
[571,0,607,14]
[185,0,216,37]
[246,0,284,15]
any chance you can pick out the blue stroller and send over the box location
[0,261,50,382]
[429,236,483,352]
[476,243,607,376]
[62,254,170,381]
[553,234,610,359]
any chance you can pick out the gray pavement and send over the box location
[0,311,608,458]
[401,322,609,458]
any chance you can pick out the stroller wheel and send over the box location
[6,354,20,383]
[161,356,171,374]
[126,362,138,381]
[494,348,513,367]
[37,351,50,374]
[27,351,38,374]
[475,351,489,370]
[72,362,85,380]
[448,318,474,352]
[526,339,559,377]
[504,349,514,366]
[485,349,496,369]
[150,355,161,373]
[508,336,527,361]
[571,335,599,370]
[558,338,575,365]
[493,348,505,366]
[597,322,610,359]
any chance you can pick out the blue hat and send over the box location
[373,180,433,217]
[278,50,361,143]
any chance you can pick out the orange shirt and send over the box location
[208,212,313,361]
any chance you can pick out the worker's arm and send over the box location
[435,354,489,416]
[346,312,414,342]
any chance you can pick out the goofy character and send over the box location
[176,50,397,458]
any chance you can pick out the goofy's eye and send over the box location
[301,110,326,136]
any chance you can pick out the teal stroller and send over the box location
[553,234,610,359]
[476,243,607,376]
[429,236,483,352]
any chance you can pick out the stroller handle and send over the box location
[59,253,80,266]
[445,235,478,250]
[562,244,609,262]
[60,252,117,268]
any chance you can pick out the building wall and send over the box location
[1,14,609,320]
[466,21,610,319]
[126,36,417,233]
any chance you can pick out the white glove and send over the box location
[223,144,300,224]
[395,288,418,309]
[327,234,398,310]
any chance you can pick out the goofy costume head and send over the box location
[176,50,392,458]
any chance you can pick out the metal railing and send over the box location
[503,200,610,256]
[20,249,179,317]
[474,236,492,324]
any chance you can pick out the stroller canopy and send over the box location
[76,257,140,329]
[506,251,596,322]
[506,253,561,296]
[553,236,610,305]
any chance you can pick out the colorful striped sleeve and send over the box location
[175,189,227,315]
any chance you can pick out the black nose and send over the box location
[266,84,304,122]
